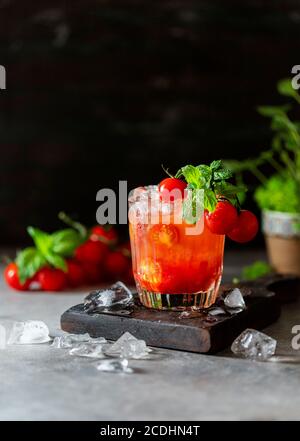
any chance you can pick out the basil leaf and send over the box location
[16,247,46,284]
[27,227,53,256]
[45,252,67,272]
[51,228,83,256]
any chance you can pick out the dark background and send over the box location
[0,0,299,245]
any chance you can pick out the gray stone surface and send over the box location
[0,250,300,421]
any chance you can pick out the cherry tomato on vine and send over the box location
[227,210,259,243]
[37,267,67,291]
[205,201,238,235]
[90,225,118,244]
[105,250,130,279]
[66,259,85,287]
[158,178,187,202]
[75,240,108,264]
[4,262,31,291]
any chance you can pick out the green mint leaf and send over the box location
[241,261,272,281]
[210,160,222,171]
[204,189,217,212]
[197,165,212,188]
[51,228,83,257]
[16,247,46,284]
[179,165,203,188]
[182,189,204,224]
[213,168,233,181]
[215,182,247,199]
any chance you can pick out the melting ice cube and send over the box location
[69,343,105,358]
[106,332,151,359]
[8,321,51,345]
[52,333,106,349]
[0,324,6,349]
[84,281,134,313]
[224,288,246,310]
[231,328,277,361]
[95,358,133,374]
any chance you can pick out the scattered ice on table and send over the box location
[96,358,133,374]
[224,288,246,310]
[52,333,106,349]
[69,343,105,358]
[8,320,51,345]
[106,332,151,359]
[0,324,6,349]
[207,307,227,316]
[231,328,277,361]
[83,281,134,313]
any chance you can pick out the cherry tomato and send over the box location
[90,225,118,244]
[227,210,259,243]
[75,240,108,264]
[158,178,187,202]
[66,260,85,287]
[205,201,238,235]
[105,250,130,279]
[81,262,104,284]
[149,224,179,247]
[4,262,31,291]
[37,267,67,291]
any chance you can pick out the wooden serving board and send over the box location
[59,276,300,354]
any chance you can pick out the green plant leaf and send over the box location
[277,78,299,100]
[204,189,217,212]
[27,227,53,256]
[16,247,46,283]
[257,105,290,117]
[51,228,83,256]
[241,261,272,281]
[44,252,67,272]
[179,165,203,188]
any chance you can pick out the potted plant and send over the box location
[226,79,300,276]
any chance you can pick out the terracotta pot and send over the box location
[262,210,300,276]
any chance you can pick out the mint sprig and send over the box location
[175,160,246,220]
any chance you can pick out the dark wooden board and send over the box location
[59,276,296,354]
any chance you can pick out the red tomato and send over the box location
[4,262,31,291]
[81,262,104,284]
[158,178,187,202]
[105,250,130,279]
[205,201,238,235]
[75,240,108,264]
[90,225,118,244]
[37,267,67,291]
[149,224,179,247]
[66,260,85,287]
[227,210,259,243]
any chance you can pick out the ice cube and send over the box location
[231,328,277,361]
[0,324,6,349]
[84,281,134,313]
[52,333,106,349]
[207,307,227,316]
[106,332,151,359]
[69,343,105,358]
[95,358,133,374]
[8,321,51,345]
[224,288,246,309]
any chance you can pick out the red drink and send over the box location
[129,186,225,309]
